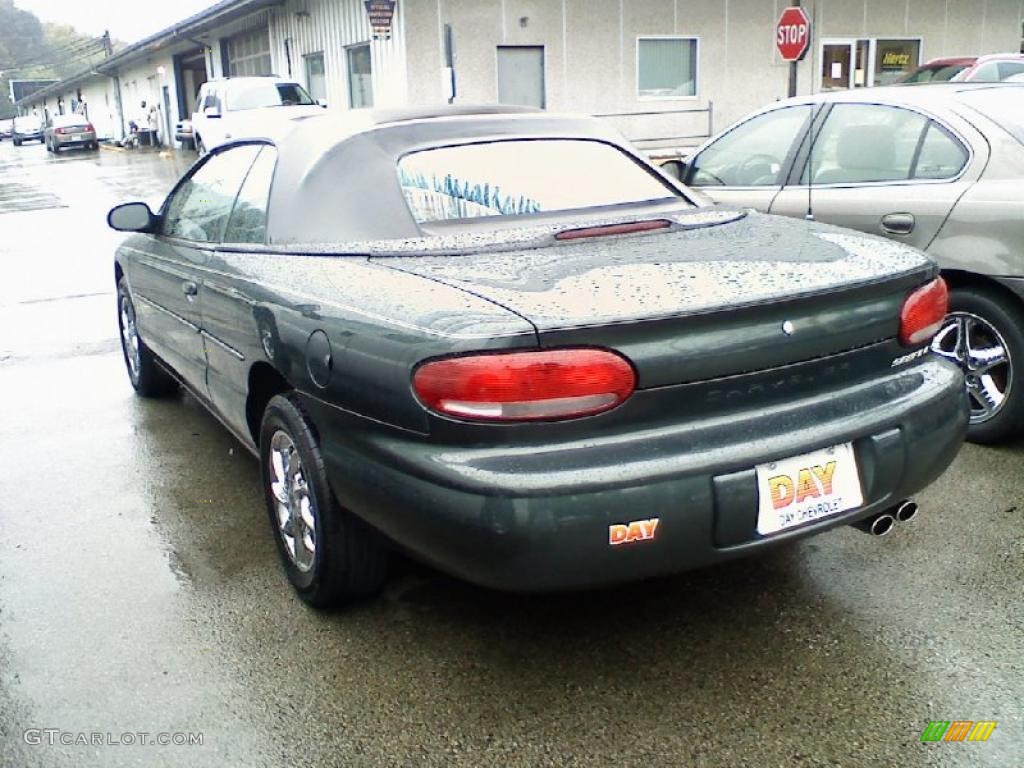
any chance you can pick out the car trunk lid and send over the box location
[371,211,936,388]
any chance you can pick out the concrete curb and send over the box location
[100,143,179,160]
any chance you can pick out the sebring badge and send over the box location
[782,320,795,336]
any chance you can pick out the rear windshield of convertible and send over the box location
[397,139,682,223]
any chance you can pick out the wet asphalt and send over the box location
[0,138,1021,768]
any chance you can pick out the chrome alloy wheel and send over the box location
[932,311,1012,424]
[268,430,317,572]
[119,294,141,380]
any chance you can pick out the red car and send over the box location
[900,53,1024,84]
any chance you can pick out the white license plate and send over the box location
[755,443,863,535]
[72,135,84,141]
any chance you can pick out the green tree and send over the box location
[0,1,110,118]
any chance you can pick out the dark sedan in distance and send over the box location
[107,106,968,607]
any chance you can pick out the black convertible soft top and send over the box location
[256,105,692,244]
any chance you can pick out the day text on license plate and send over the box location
[755,443,863,535]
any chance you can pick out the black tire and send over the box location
[52,142,60,154]
[116,277,178,397]
[13,139,20,146]
[45,139,52,152]
[260,393,388,608]
[195,135,206,157]
[940,286,1024,444]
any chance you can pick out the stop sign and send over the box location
[776,6,811,62]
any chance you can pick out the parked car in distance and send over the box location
[12,115,44,145]
[45,113,99,152]
[667,83,1024,443]
[107,106,967,608]
[175,118,195,150]
[190,76,324,155]
[899,53,1024,84]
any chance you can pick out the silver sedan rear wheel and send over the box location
[932,311,1012,425]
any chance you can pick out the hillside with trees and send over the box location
[0,0,120,118]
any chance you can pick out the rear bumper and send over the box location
[14,132,42,141]
[54,132,96,146]
[306,358,968,592]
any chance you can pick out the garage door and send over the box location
[225,28,273,76]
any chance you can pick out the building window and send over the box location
[305,52,326,104]
[822,38,921,89]
[226,28,272,77]
[637,37,698,99]
[347,44,373,108]
[873,39,922,85]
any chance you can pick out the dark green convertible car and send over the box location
[108,105,967,608]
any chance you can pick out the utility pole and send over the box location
[102,31,113,58]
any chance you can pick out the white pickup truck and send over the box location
[190,76,325,155]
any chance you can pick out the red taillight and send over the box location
[413,348,636,422]
[54,127,65,135]
[85,122,94,132]
[555,220,671,241]
[900,278,948,346]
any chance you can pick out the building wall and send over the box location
[20,78,118,140]
[406,0,1024,149]
[269,0,409,109]
[78,78,119,140]
[117,53,180,145]
[206,9,275,79]
[20,0,1024,150]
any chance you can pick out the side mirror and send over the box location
[203,106,222,119]
[108,202,157,233]
[317,99,327,108]
[660,159,690,183]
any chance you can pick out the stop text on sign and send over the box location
[777,25,807,47]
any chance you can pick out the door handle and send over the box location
[880,213,915,235]
[182,280,198,297]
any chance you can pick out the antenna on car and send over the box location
[805,101,816,221]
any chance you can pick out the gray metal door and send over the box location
[497,46,545,108]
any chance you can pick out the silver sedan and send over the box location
[667,83,1024,443]
[44,113,99,153]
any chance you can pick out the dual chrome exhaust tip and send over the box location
[852,500,919,536]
